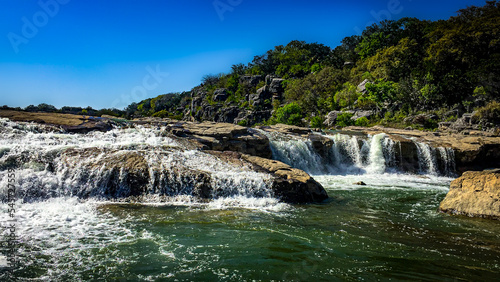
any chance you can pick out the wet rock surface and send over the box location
[344,126,500,174]
[440,169,500,219]
[208,151,328,203]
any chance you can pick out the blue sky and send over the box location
[0,0,489,109]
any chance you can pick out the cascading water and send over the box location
[415,142,438,175]
[259,131,326,175]
[0,118,282,209]
[262,130,455,177]
[3,119,497,281]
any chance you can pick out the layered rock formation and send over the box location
[166,121,272,159]
[188,75,284,125]
[440,169,500,219]
[0,109,114,133]
[208,151,328,203]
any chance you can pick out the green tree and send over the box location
[334,82,359,109]
[273,102,303,126]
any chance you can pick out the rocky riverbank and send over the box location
[3,109,500,208]
[440,169,500,219]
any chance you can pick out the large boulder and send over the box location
[239,75,264,88]
[440,169,500,219]
[324,111,356,127]
[61,148,151,198]
[239,153,328,203]
[357,79,370,94]
[269,78,285,94]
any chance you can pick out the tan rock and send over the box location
[440,169,500,219]
[240,153,328,203]
[168,121,271,158]
[0,109,113,133]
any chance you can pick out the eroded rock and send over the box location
[440,169,500,219]
[167,121,272,158]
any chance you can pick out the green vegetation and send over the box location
[12,1,499,130]
[270,102,303,126]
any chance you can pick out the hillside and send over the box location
[9,1,500,133]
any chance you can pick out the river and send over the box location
[1,119,499,280]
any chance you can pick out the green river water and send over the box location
[5,174,500,281]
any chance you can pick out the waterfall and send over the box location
[262,129,455,176]
[438,147,456,176]
[366,133,388,174]
[259,131,326,174]
[0,119,276,204]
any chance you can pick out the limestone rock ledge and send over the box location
[440,169,500,219]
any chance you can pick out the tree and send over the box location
[334,82,358,109]
[273,102,303,126]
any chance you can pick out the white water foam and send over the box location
[0,120,287,210]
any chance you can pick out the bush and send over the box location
[336,112,354,127]
[152,110,169,118]
[310,116,324,128]
[273,102,303,126]
[355,116,370,127]
[473,101,500,125]
[237,119,248,126]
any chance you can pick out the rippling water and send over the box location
[2,173,500,281]
[1,120,499,280]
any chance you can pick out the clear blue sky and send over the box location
[0,0,488,109]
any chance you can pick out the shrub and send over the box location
[336,112,354,127]
[473,101,500,125]
[152,110,169,118]
[274,102,303,126]
[237,119,248,126]
[355,117,370,127]
[310,116,324,129]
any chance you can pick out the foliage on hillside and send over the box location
[13,1,499,129]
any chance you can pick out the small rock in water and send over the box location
[353,181,366,186]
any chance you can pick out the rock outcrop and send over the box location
[209,151,328,203]
[188,75,285,126]
[344,126,500,174]
[0,110,114,133]
[56,147,328,204]
[167,121,272,159]
[440,169,500,219]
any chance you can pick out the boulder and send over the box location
[215,106,239,124]
[440,169,500,219]
[353,181,367,186]
[308,133,334,156]
[239,153,329,203]
[265,74,278,85]
[269,78,285,94]
[61,148,151,198]
[351,110,374,121]
[239,75,264,87]
[213,89,228,102]
[324,111,342,127]
[324,111,356,127]
[167,121,272,158]
[404,114,437,126]
[357,79,370,94]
